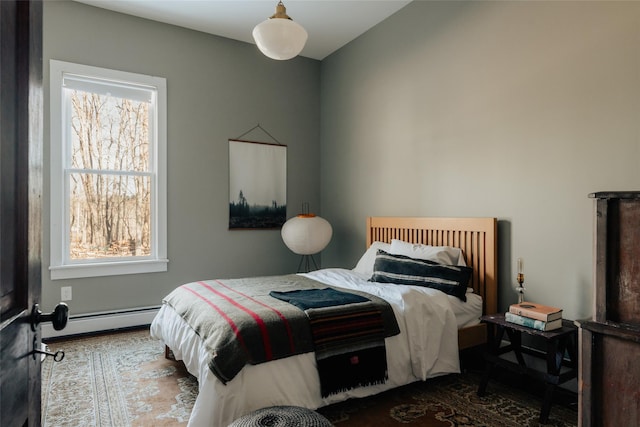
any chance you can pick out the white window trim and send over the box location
[49,60,168,280]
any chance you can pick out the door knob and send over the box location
[31,303,69,331]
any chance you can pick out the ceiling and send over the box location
[73,1,412,60]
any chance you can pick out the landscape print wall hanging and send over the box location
[229,139,287,229]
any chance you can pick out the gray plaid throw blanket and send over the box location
[162,274,399,386]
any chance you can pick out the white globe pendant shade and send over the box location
[252,2,308,60]
[281,214,332,255]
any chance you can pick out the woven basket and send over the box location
[229,405,333,427]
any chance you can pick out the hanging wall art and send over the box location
[228,138,287,229]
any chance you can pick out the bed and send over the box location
[150,216,498,427]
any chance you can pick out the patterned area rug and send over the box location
[42,328,197,426]
[317,373,577,427]
[42,328,577,427]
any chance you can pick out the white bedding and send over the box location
[150,268,482,427]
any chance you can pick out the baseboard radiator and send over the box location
[42,306,161,339]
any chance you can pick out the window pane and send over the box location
[69,172,151,259]
[50,60,167,279]
[68,89,150,172]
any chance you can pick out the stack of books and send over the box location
[506,302,563,331]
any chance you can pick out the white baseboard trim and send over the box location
[42,306,161,339]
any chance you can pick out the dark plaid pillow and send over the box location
[370,250,471,301]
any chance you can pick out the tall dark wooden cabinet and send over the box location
[577,192,640,427]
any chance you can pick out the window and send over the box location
[49,60,167,279]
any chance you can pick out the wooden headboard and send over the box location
[366,217,498,349]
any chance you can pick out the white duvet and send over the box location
[150,268,481,427]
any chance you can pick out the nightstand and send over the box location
[477,313,578,424]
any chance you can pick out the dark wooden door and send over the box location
[0,1,44,426]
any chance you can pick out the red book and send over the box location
[509,302,562,322]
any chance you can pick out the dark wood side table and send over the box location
[477,313,578,424]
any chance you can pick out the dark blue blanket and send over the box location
[269,288,369,310]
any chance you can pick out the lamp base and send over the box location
[297,255,319,273]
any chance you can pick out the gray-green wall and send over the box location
[320,1,640,320]
[42,1,320,314]
[44,1,640,323]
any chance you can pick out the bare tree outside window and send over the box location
[68,90,152,259]
[50,60,167,279]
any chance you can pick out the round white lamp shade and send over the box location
[281,214,332,255]
[252,18,308,60]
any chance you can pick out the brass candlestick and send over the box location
[516,273,525,304]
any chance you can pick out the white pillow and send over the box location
[353,241,391,276]
[389,239,466,266]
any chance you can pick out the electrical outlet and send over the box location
[61,286,72,301]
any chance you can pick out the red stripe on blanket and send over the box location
[181,286,247,350]
[213,279,297,354]
[196,281,274,360]
[309,311,385,346]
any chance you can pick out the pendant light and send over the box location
[252,1,308,60]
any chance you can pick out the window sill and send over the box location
[49,259,168,280]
